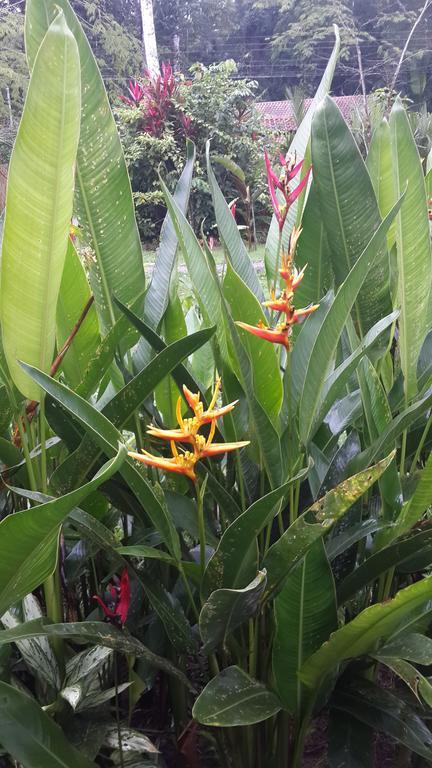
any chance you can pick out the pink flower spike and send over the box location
[286,166,312,206]
[264,151,283,226]
[286,159,304,182]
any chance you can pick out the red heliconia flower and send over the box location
[93,568,131,626]
[229,199,237,221]
[236,225,319,350]
[264,150,312,233]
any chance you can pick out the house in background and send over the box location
[256,94,365,131]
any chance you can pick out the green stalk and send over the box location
[39,398,64,670]
[409,410,432,475]
[195,479,206,580]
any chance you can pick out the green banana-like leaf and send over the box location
[160,178,228,360]
[273,539,337,715]
[310,311,399,438]
[200,571,267,653]
[356,356,402,520]
[0,444,125,617]
[390,98,432,401]
[56,238,100,389]
[265,25,340,280]
[113,296,203,400]
[21,362,181,558]
[206,143,264,302]
[337,526,432,604]
[223,263,282,423]
[204,468,309,593]
[155,292,188,426]
[1,12,81,401]
[133,141,196,371]
[366,119,396,251]
[0,682,97,768]
[0,619,191,687]
[300,574,432,698]
[263,452,394,596]
[328,710,374,768]
[292,182,333,308]
[299,197,403,444]
[311,96,393,337]
[192,666,281,726]
[332,680,432,761]
[25,0,145,334]
[390,449,432,541]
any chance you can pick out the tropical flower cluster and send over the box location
[129,380,249,481]
[264,150,312,233]
[237,225,318,348]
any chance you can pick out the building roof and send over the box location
[256,95,365,131]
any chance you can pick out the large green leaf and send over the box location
[328,710,374,768]
[200,571,266,653]
[133,141,196,371]
[310,311,399,439]
[223,263,282,423]
[0,444,125,617]
[56,239,100,389]
[298,197,403,444]
[311,96,393,336]
[292,182,333,308]
[366,119,396,253]
[263,452,394,596]
[192,666,281,727]
[356,356,402,520]
[273,539,337,715]
[390,98,432,401]
[338,526,432,603]
[393,450,432,540]
[300,574,432,697]
[22,363,181,558]
[0,681,97,768]
[333,680,432,761]
[1,12,80,401]
[265,25,340,278]
[160,179,227,359]
[375,632,432,664]
[25,0,145,334]
[204,468,309,593]
[0,619,191,687]
[206,144,264,302]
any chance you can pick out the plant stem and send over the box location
[114,651,124,768]
[39,398,64,670]
[195,480,206,580]
[409,410,432,475]
[180,564,200,623]
[400,429,407,477]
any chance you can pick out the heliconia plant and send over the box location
[0,3,432,767]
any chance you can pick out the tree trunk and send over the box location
[139,0,159,78]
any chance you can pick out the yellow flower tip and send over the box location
[201,440,250,458]
[201,400,238,424]
[293,303,319,323]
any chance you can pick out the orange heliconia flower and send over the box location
[236,226,318,349]
[129,380,249,482]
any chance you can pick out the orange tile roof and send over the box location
[256,95,364,130]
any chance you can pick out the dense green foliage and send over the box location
[1,2,432,767]
[116,59,278,240]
